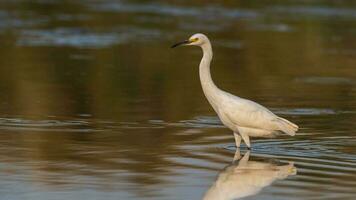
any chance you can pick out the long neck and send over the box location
[199,42,220,105]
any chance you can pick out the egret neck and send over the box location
[199,41,221,108]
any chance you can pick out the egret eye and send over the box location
[190,38,199,42]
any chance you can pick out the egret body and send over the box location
[172,33,298,148]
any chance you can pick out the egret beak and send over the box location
[171,40,190,48]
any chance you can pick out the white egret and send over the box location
[172,33,298,148]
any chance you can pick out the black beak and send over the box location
[171,40,190,48]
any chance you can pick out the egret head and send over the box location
[171,33,209,48]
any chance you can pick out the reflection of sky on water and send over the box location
[16,28,161,48]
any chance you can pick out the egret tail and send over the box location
[275,117,299,136]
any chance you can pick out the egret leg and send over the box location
[240,132,251,149]
[239,150,250,166]
[233,148,241,162]
[233,132,241,148]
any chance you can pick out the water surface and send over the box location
[0,0,356,199]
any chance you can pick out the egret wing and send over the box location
[220,94,280,131]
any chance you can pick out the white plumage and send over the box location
[172,33,298,148]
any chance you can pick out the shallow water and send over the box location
[0,0,356,199]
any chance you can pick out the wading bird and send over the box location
[172,33,298,149]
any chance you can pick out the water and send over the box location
[0,0,356,199]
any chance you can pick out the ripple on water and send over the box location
[0,10,48,31]
[295,76,355,85]
[149,116,224,128]
[87,2,258,20]
[247,23,294,32]
[0,117,97,132]
[16,27,161,48]
[272,108,338,115]
[0,109,349,134]
[17,28,120,48]
[1,113,356,199]
[268,6,356,19]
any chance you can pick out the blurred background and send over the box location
[0,0,356,199]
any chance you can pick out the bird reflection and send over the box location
[203,150,297,200]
